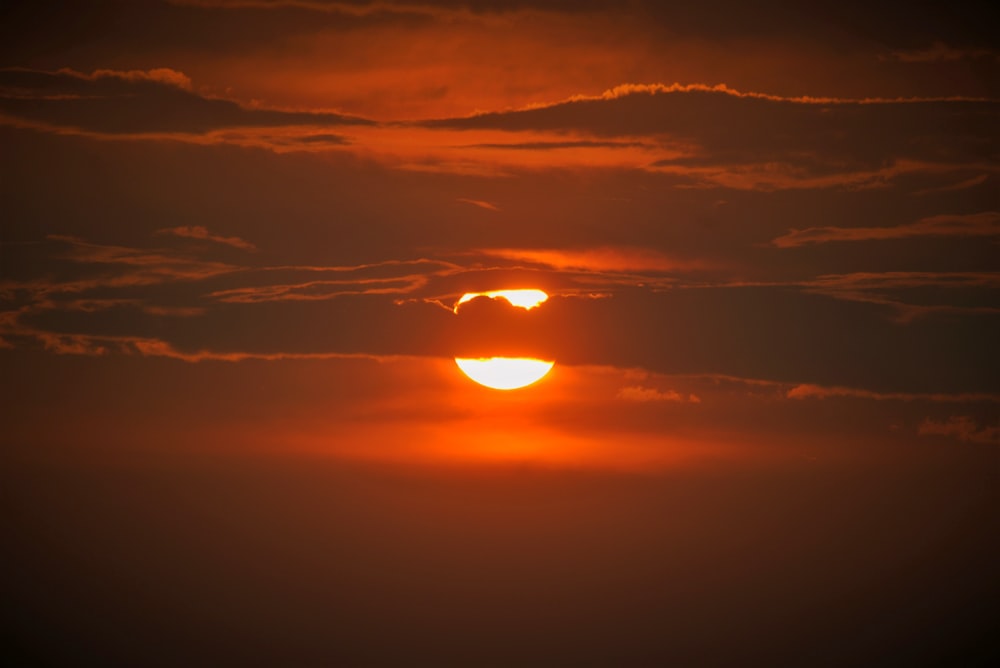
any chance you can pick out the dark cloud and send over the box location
[772,212,1000,247]
[424,85,997,186]
[0,67,370,134]
[463,140,650,150]
[157,225,257,251]
[918,415,999,444]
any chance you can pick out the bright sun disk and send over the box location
[454,357,555,390]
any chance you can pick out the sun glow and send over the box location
[453,289,548,313]
[454,357,554,390]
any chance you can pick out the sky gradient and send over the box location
[2,1,997,665]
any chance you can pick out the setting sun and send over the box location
[453,289,553,388]
[454,357,555,390]
[3,2,994,665]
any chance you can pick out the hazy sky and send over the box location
[2,1,997,665]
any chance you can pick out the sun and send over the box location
[453,288,548,313]
[453,289,553,390]
[454,357,554,390]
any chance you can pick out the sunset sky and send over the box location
[2,1,997,665]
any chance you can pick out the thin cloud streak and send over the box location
[918,416,999,445]
[158,226,257,251]
[0,67,371,136]
[168,0,490,21]
[618,386,702,403]
[884,42,997,63]
[475,247,707,273]
[772,212,1000,247]
[787,384,1000,404]
[457,198,500,211]
[914,173,989,195]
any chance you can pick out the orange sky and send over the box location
[1,1,997,664]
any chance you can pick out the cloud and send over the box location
[474,247,705,273]
[914,173,989,195]
[20,327,398,363]
[794,271,1000,322]
[73,67,194,90]
[4,69,993,184]
[421,83,997,187]
[167,0,484,20]
[126,337,398,363]
[772,212,1000,247]
[885,42,997,63]
[44,234,238,286]
[463,140,650,151]
[158,226,257,251]
[787,384,1000,404]
[918,416,999,445]
[207,276,430,303]
[0,67,370,136]
[3,233,997,399]
[457,198,500,212]
[617,386,701,403]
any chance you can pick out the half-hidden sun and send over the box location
[453,289,553,390]
[453,288,548,314]
[454,357,554,390]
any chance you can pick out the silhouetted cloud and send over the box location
[914,173,989,195]
[0,67,370,135]
[474,247,706,273]
[617,386,701,403]
[800,271,1000,321]
[885,42,997,63]
[787,384,1000,403]
[918,416,999,444]
[772,212,1000,247]
[158,226,257,251]
[422,84,997,187]
[464,140,649,150]
[457,198,500,211]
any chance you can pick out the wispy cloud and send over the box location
[772,212,1000,247]
[19,327,399,363]
[168,0,487,21]
[457,198,500,212]
[0,67,370,138]
[475,247,705,273]
[914,174,989,196]
[618,386,701,403]
[918,416,999,445]
[796,271,1000,322]
[463,140,650,151]
[208,276,430,303]
[158,226,257,251]
[885,42,997,63]
[47,234,237,284]
[126,337,400,363]
[787,384,1000,403]
[422,83,997,187]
